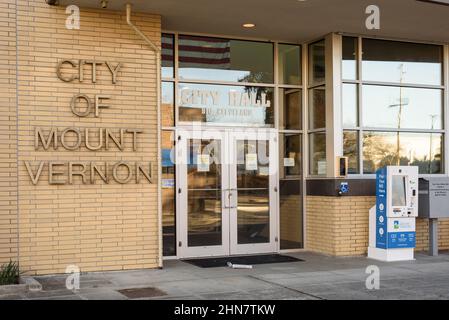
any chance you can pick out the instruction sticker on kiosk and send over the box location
[197,154,210,172]
[246,153,258,171]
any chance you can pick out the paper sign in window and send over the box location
[245,153,258,171]
[283,158,295,167]
[318,160,327,175]
[197,154,210,172]
[259,166,269,176]
[162,178,175,188]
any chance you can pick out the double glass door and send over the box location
[176,129,278,258]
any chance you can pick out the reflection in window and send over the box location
[362,39,442,85]
[362,85,442,130]
[236,139,270,245]
[342,84,358,128]
[236,139,270,189]
[162,33,174,78]
[343,131,359,174]
[342,37,357,80]
[280,133,301,177]
[278,44,301,85]
[161,82,174,127]
[187,138,222,247]
[178,83,274,127]
[162,130,176,256]
[308,87,325,129]
[342,38,445,175]
[178,35,273,83]
[308,40,325,84]
[363,131,442,174]
[279,88,301,130]
[309,132,326,175]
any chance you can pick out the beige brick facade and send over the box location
[280,194,303,245]
[0,0,18,265]
[1,0,161,274]
[306,196,449,256]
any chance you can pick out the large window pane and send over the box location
[280,179,303,249]
[278,44,301,85]
[162,82,174,127]
[162,130,176,256]
[308,40,325,85]
[343,131,359,174]
[309,132,326,175]
[308,87,325,129]
[187,138,222,247]
[178,83,274,127]
[363,131,443,174]
[362,85,443,130]
[162,33,174,78]
[342,36,357,80]
[236,139,270,244]
[362,39,443,86]
[342,83,358,128]
[279,88,301,130]
[178,35,273,83]
[280,133,301,177]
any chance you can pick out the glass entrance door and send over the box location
[229,131,278,255]
[177,129,278,258]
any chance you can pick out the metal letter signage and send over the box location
[25,58,153,185]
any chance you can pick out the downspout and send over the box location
[125,3,163,269]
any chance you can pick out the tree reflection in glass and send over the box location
[363,132,442,174]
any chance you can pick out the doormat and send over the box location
[183,254,303,268]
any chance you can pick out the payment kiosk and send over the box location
[368,166,418,262]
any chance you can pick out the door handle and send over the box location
[224,189,237,209]
[228,189,237,209]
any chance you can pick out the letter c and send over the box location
[57,60,78,82]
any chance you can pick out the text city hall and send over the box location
[24,58,153,185]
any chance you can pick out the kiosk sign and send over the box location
[369,166,418,261]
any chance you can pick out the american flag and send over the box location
[162,34,231,70]
[162,34,174,69]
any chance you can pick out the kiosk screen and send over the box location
[392,175,407,207]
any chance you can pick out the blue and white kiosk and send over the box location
[368,166,418,262]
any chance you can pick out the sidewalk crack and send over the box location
[246,275,325,300]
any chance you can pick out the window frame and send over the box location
[341,35,447,177]
[307,39,327,176]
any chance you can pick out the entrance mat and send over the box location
[118,287,167,299]
[183,254,303,268]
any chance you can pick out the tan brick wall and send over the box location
[0,0,161,274]
[306,196,449,256]
[0,0,18,265]
[280,194,302,244]
[415,218,449,251]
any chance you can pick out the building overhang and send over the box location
[55,0,449,43]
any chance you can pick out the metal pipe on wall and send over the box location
[125,3,163,268]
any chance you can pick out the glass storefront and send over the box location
[161,33,304,256]
[161,32,447,257]
[342,37,445,175]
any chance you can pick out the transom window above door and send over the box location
[161,33,302,129]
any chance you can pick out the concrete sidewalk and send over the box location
[2,251,449,300]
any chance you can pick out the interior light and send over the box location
[242,23,256,28]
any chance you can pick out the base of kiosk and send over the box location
[367,247,414,262]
